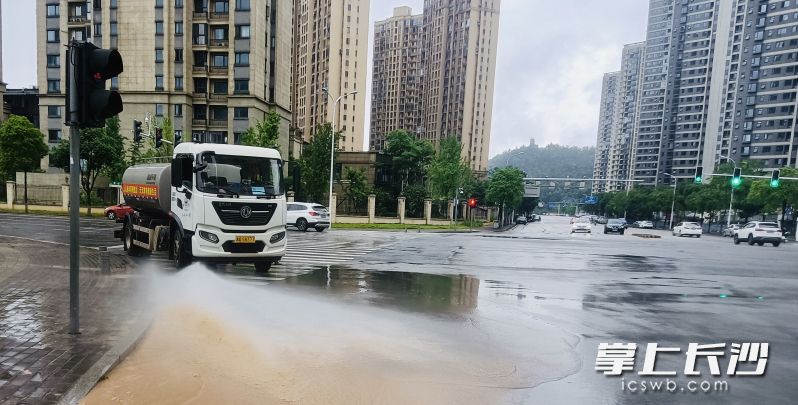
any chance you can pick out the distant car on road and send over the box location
[722,224,740,237]
[673,222,702,238]
[287,202,330,232]
[516,215,528,225]
[638,220,654,229]
[596,216,608,224]
[104,203,134,221]
[733,221,783,247]
[604,219,625,235]
[571,217,592,233]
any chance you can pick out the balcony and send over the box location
[67,15,88,25]
[193,11,208,20]
[209,93,227,102]
[209,12,228,21]
[208,66,228,75]
[192,118,207,126]
[192,65,208,74]
[208,119,228,128]
[192,91,207,99]
[209,39,229,48]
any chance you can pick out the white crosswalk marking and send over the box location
[278,235,378,266]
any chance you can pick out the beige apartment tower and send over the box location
[36,0,293,169]
[369,6,422,151]
[292,0,370,152]
[420,0,500,174]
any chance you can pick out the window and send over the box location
[155,49,164,63]
[111,77,119,90]
[175,0,183,7]
[194,78,207,93]
[48,106,61,118]
[47,80,60,93]
[175,22,184,35]
[174,130,183,142]
[234,107,248,119]
[94,23,102,36]
[175,76,184,90]
[110,22,118,35]
[175,49,184,62]
[213,0,229,13]
[193,24,207,45]
[46,54,60,68]
[234,132,244,144]
[210,106,227,120]
[234,52,249,66]
[174,104,183,116]
[212,80,228,94]
[234,79,248,94]
[155,75,164,90]
[94,0,102,10]
[46,4,59,17]
[155,0,163,7]
[155,21,164,35]
[236,0,250,10]
[155,104,165,117]
[236,25,250,39]
[212,53,228,67]
[212,27,227,40]
[48,130,62,143]
[110,0,118,8]
[47,30,59,43]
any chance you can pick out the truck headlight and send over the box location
[270,231,286,244]
[199,230,219,244]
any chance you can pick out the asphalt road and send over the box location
[3,213,797,403]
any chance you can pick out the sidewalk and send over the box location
[0,237,150,404]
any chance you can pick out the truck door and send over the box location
[171,154,196,230]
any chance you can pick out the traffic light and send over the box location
[69,42,124,128]
[133,120,142,143]
[155,128,163,148]
[694,166,703,184]
[468,198,477,208]
[770,169,781,188]
[731,167,743,188]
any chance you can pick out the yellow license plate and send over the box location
[235,235,256,244]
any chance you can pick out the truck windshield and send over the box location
[196,154,283,197]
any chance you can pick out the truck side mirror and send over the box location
[171,157,183,188]
[193,150,215,172]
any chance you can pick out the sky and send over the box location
[2,0,649,157]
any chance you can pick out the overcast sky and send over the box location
[2,0,648,157]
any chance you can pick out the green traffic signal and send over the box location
[694,176,702,184]
[770,179,780,188]
[770,170,780,188]
[731,177,742,188]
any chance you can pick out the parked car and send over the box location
[604,219,625,235]
[104,203,134,221]
[722,224,740,237]
[286,202,330,232]
[526,214,540,223]
[516,215,528,225]
[638,220,654,229]
[673,222,702,238]
[596,216,608,224]
[631,221,641,228]
[733,222,783,247]
[571,217,592,233]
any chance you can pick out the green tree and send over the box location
[403,184,428,217]
[486,167,525,223]
[338,166,368,214]
[383,130,435,192]
[49,116,125,215]
[299,123,338,203]
[428,137,473,201]
[0,115,49,180]
[242,110,281,151]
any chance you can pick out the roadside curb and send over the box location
[57,312,154,405]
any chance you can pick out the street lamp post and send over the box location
[661,172,677,229]
[322,87,358,230]
[719,155,737,227]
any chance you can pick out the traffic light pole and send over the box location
[68,126,81,335]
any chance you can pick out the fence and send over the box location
[15,185,62,206]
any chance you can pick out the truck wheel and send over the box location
[296,218,309,232]
[254,262,272,273]
[172,230,192,269]
[124,222,143,256]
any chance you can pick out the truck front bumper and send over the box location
[190,225,287,260]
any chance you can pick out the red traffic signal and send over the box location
[468,198,477,208]
[67,42,124,128]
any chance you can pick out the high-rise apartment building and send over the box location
[720,0,798,171]
[592,72,621,194]
[36,0,293,169]
[292,0,370,152]
[369,6,422,151]
[419,0,501,174]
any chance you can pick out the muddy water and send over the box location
[83,265,579,404]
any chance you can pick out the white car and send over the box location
[733,221,783,247]
[638,220,654,229]
[286,202,330,232]
[673,222,702,238]
[722,224,740,237]
[571,217,592,233]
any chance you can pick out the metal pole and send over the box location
[727,187,734,227]
[24,171,28,213]
[69,126,80,334]
[328,96,340,230]
[669,183,676,229]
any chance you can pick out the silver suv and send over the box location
[286,202,330,232]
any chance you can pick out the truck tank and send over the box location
[122,163,172,216]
